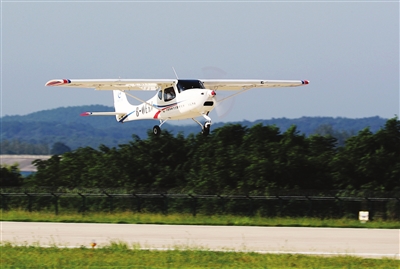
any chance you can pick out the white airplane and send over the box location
[45,78,309,136]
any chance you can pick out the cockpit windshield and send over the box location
[176,79,205,93]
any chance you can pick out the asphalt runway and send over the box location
[1,222,399,259]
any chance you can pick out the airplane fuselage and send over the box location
[121,80,216,122]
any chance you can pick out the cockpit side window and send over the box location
[158,90,163,100]
[164,87,176,102]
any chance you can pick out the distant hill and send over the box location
[1,105,388,150]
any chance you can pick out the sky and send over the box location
[1,1,399,123]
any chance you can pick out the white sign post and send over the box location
[359,211,369,223]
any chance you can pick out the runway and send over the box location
[1,222,399,259]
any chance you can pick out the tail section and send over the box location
[79,90,136,122]
[113,90,136,122]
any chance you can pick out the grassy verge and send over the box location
[1,209,400,228]
[1,243,399,269]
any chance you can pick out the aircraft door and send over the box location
[164,87,176,102]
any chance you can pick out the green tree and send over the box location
[331,117,400,192]
[134,130,189,190]
[186,124,248,193]
[304,134,337,190]
[314,124,353,146]
[30,155,62,187]
[0,139,49,155]
[50,142,71,155]
[0,164,23,187]
[26,119,399,195]
[241,124,282,194]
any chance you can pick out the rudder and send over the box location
[113,90,135,112]
[113,90,136,122]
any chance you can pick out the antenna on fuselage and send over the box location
[172,67,179,79]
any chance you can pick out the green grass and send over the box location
[1,242,399,269]
[1,209,400,229]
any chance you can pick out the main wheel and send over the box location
[153,125,161,136]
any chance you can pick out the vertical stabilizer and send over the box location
[113,90,135,121]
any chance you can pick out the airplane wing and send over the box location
[201,79,309,91]
[46,78,309,91]
[45,79,176,91]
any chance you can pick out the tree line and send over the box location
[4,117,395,196]
[0,140,72,155]
[1,104,387,151]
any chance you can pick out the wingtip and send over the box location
[302,80,310,85]
[45,79,71,87]
[80,112,92,116]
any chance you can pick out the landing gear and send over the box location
[192,114,212,137]
[202,121,211,136]
[152,119,168,136]
[153,125,161,136]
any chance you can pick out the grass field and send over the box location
[1,242,399,269]
[2,209,400,229]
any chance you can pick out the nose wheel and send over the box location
[202,121,211,136]
[192,114,212,136]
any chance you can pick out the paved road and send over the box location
[1,222,399,259]
[0,155,51,172]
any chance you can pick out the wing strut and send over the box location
[122,90,162,111]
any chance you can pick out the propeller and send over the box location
[201,66,235,119]
[214,93,235,119]
[201,66,227,79]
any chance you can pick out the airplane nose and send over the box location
[210,90,216,97]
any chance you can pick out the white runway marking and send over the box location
[2,222,399,259]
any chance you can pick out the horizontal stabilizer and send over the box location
[80,112,126,116]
